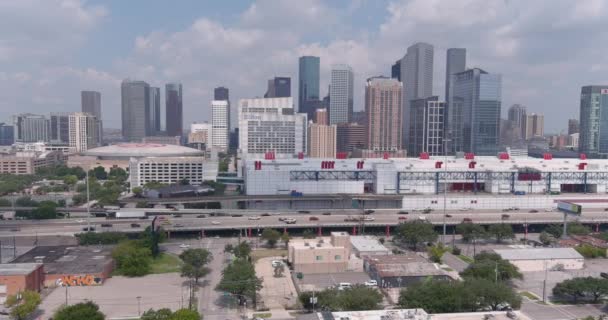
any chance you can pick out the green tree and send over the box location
[63,175,79,189]
[144,181,167,190]
[136,200,149,208]
[300,286,383,312]
[91,166,108,180]
[575,244,607,258]
[108,167,128,183]
[455,223,487,243]
[394,220,438,250]
[132,187,144,198]
[232,242,252,259]
[141,308,173,320]
[30,200,58,219]
[139,226,166,257]
[75,232,128,245]
[180,248,213,284]
[281,233,290,247]
[398,280,476,313]
[467,278,522,310]
[4,290,41,320]
[427,243,449,263]
[216,258,263,307]
[488,224,515,243]
[53,301,105,320]
[15,196,38,207]
[545,224,563,238]
[112,241,152,277]
[261,229,281,248]
[553,277,608,303]
[0,198,11,207]
[568,222,591,236]
[461,252,522,282]
[539,231,556,246]
[170,309,201,320]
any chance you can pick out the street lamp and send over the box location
[442,133,452,244]
[136,296,142,316]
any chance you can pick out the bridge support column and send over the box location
[166,231,171,239]
[523,223,528,240]
[201,229,205,238]
[596,223,600,233]
[283,227,288,235]
[318,226,322,236]
[385,225,390,238]
[248,228,252,238]
[352,226,357,235]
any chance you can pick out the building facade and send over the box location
[149,87,161,134]
[0,264,44,303]
[189,122,212,146]
[568,118,580,135]
[0,151,65,175]
[238,97,307,159]
[523,113,544,140]
[81,91,102,143]
[409,97,445,156]
[69,112,99,153]
[449,68,502,156]
[508,104,527,139]
[211,100,230,150]
[401,42,434,148]
[165,83,183,137]
[129,156,213,188]
[264,77,291,98]
[299,56,320,118]
[307,123,336,158]
[121,79,151,141]
[49,113,70,145]
[13,114,49,143]
[329,64,354,125]
[314,108,328,125]
[336,123,367,153]
[214,86,229,101]
[445,48,466,109]
[579,85,608,156]
[0,123,14,146]
[365,77,403,153]
[288,232,351,274]
[391,60,401,81]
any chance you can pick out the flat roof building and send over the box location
[0,151,65,175]
[350,236,390,257]
[0,263,44,304]
[364,254,451,288]
[493,247,584,272]
[288,232,351,274]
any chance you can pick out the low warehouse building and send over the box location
[0,263,44,304]
[350,236,390,257]
[364,254,451,288]
[494,247,584,272]
[288,232,351,274]
[11,246,114,287]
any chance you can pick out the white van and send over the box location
[337,282,352,290]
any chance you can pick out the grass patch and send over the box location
[253,313,272,318]
[458,254,474,264]
[250,249,288,262]
[520,291,539,301]
[150,253,183,274]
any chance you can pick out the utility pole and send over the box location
[86,169,91,231]
[13,236,16,258]
[65,286,68,305]
[442,136,449,244]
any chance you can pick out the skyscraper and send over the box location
[299,56,320,116]
[568,119,580,135]
[69,112,99,152]
[336,123,366,153]
[0,123,14,146]
[329,64,354,125]
[121,79,151,141]
[365,77,403,152]
[307,123,336,158]
[409,96,446,156]
[579,85,608,156]
[264,77,291,98]
[211,100,229,150]
[314,108,328,125]
[449,68,502,155]
[523,113,544,140]
[507,104,527,138]
[13,113,49,143]
[445,48,466,104]
[391,60,401,81]
[214,87,229,101]
[150,87,161,133]
[238,97,307,158]
[400,42,434,148]
[49,113,70,145]
[81,91,103,144]
[165,83,183,137]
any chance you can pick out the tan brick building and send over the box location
[288,232,350,274]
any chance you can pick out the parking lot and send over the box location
[37,273,188,319]
[522,300,607,320]
[294,272,371,292]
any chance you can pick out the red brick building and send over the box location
[0,263,44,304]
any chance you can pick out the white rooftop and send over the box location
[320,310,531,320]
[494,247,584,260]
[350,236,390,254]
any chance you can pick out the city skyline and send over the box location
[0,1,597,132]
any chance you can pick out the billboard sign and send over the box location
[557,202,582,215]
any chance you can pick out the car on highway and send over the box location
[231,214,243,217]
[502,208,511,212]
[363,217,375,222]
[101,223,112,228]
[211,221,221,225]
[309,216,319,221]
[322,212,331,216]
[445,214,453,218]
[284,218,297,224]
[130,223,140,228]
[529,209,538,213]
[179,244,190,249]
[501,214,510,220]
[422,208,432,214]
[337,283,352,290]
[344,216,359,222]
[82,227,95,231]
[364,210,375,215]
[545,208,554,212]
[196,214,206,218]
[76,219,85,223]
[278,217,287,221]
[10,228,20,232]
[398,211,409,215]
[462,218,472,223]
[174,223,184,228]
[364,280,377,287]
[261,213,271,216]
[298,210,310,214]
[248,216,261,220]
[173,214,182,218]
[418,216,427,221]
[459,208,469,211]
[398,216,407,221]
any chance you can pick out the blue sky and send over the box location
[2,0,608,133]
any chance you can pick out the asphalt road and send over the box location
[1,208,608,237]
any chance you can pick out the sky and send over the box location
[1,0,607,133]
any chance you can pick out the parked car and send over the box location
[261,213,271,216]
[248,216,261,220]
[271,260,283,267]
[179,244,190,249]
[545,208,554,212]
[418,216,427,221]
[398,211,409,215]
[101,223,112,228]
[82,227,95,231]
[211,221,221,225]
[398,216,407,221]
[529,209,539,213]
[298,210,310,214]
[174,223,184,228]
[322,212,331,216]
[364,280,378,287]
[196,214,207,218]
[514,191,526,195]
[231,214,243,217]
[501,214,510,220]
[130,223,140,228]
[363,217,375,222]
[309,216,319,221]
[278,217,287,221]
[600,272,608,279]
[337,283,352,290]
[284,218,297,224]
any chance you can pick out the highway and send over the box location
[1,207,607,237]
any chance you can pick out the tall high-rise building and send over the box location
[13,113,49,143]
[329,64,354,125]
[391,60,401,81]
[352,111,367,127]
[336,123,367,153]
[214,87,229,101]
[579,85,608,156]
[449,68,502,155]
[238,97,307,158]
[314,108,328,125]
[121,79,151,141]
[299,56,320,117]
[445,48,466,104]
[189,122,212,147]
[69,112,99,152]
[307,123,336,158]
[211,100,230,150]
[81,91,103,144]
[0,123,14,146]
[507,104,527,138]
[264,77,291,98]
[400,42,434,148]
[568,119,580,135]
[165,83,183,137]
[365,77,403,152]
[150,87,161,133]
[49,113,70,145]
[523,113,544,140]
[409,96,446,156]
